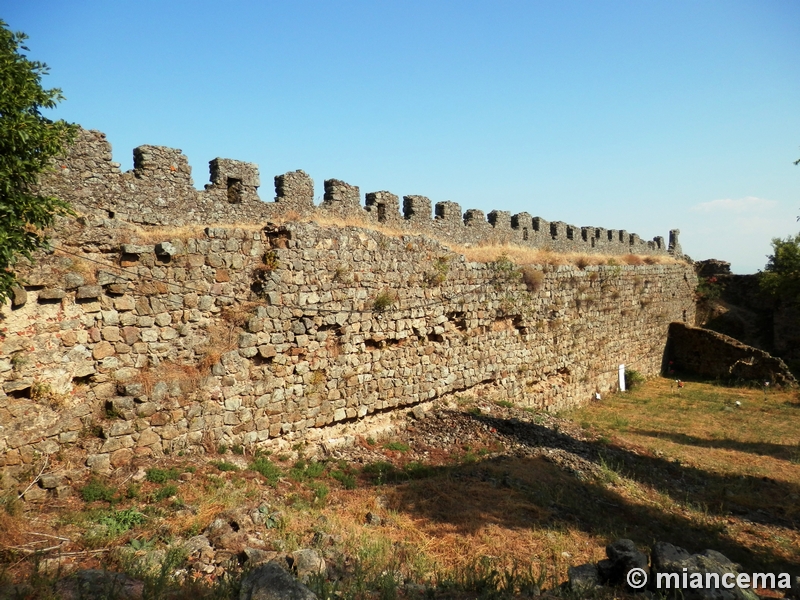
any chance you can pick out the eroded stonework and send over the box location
[0,128,696,488]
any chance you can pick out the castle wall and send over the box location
[38,129,682,256]
[1,218,696,487]
[0,128,697,492]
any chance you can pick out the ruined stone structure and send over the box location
[0,129,697,490]
[41,129,682,255]
[666,323,796,386]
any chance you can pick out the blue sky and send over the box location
[4,1,800,273]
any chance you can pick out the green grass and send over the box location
[383,441,410,452]
[250,457,282,485]
[80,478,117,503]
[145,467,181,484]
[210,460,240,472]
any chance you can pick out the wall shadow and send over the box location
[629,428,800,463]
[375,411,800,575]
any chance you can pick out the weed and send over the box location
[211,460,240,472]
[146,467,181,484]
[261,250,279,271]
[383,441,410,452]
[80,478,117,503]
[290,459,326,482]
[426,256,450,286]
[151,484,178,502]
[624,369,645,390]
[95,507,145,537]
[332,264,352,283]
[373,289,398,312]
[495,400,514,408]
[521,266,545,291]
[331,469,357,489]
[250,457,282,485]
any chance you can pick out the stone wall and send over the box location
[1,216,696,486]
[37,128,681,256]
[666,322,796,386]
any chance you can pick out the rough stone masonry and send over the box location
[0,128,697,491]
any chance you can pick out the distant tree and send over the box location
[760,233,800,302]
[0,20,76,304]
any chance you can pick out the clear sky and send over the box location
[4,1,799,273]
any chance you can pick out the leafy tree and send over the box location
[760,233,800,302]
[0,20,76,304]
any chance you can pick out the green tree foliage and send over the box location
[0,20,76,304]
[760,233,800,302]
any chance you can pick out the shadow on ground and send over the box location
[378,412,800,575]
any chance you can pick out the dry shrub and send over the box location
[135,362,206,397]
[220,304,255,328]
[521,266,545,292]
[575,255,590,269]
[623,254,645,266]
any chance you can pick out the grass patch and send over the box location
[145,467,181,484]
[383,441,410,452]
[250,457,282,485]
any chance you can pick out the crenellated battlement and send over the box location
[40,128,682,256]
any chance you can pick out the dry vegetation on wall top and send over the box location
[95,212,683,271]
[1,379,799,599]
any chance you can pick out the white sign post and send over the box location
[619,364,626,392]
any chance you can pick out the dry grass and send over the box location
[3,380,798,598]
[134,361,207,397]
[447,241,679,268]
[89,215,679,271]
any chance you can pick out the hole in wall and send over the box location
[447,311,467,332]
[7,387,32,399]
[227,178,243,203]
[522,228,529,241]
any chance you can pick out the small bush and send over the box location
[146,468,181,484]
[383,441,410,452]
[211,461,239,472]
[624,369,645,390]
[373,289,397,312]
[290,459,326,482]
[309,482,329,505]
[331,469,357,489]
[521,267,544,292]
[80,478,117,503]
[250,457,282,485]
[152,484,178,502]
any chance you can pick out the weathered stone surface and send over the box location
[76,285,103,299]
[0,130,694,465]
[11,285,27,307]
[668,322,796,386]
[291,549,326,583]
[55,569,144,600]
[239,561,318,600]
[650,542,759,600]
[568,563,599,592]
[38,288,66,300]
[598,538,648,587]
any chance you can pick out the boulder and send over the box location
[650,542,759,600]
[568,563,599,592]
[239,561,317,600]
[598,538,649,587]
[290,549,326,583]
